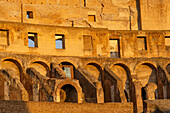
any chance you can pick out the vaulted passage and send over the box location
[60,84,78,103]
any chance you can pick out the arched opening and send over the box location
[104,63,131,102]
[26,61,50,101]
[29,61,49,77]
[158,65,168,99]
[1,59,23,80]
[60,84,78,103]
[59,62,75,79]
[73,63,101,103]
[136,63,157,100]
[26,67,50,102]
[84,63,103,103]
[84,63,102,81]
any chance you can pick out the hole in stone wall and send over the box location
[28,32,38,47]
[55,34,65,49]
[109,39,120,58]
[88,15,96,22]
[27,11,33,19]
[137,36,147,50]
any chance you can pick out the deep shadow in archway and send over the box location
[61,84,78,103]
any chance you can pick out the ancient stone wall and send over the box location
[0,22,169,58]
[0,100,133,113]
[144,99,170,113]
[0,0,136,30]
[1,0,170,30]
[140,0,170,30]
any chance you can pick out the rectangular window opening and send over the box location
[55,34,65,49]
[137,36,147,50]
[165,36,170,51]
[88,15,96,22]
[28,32,38,47]
[109,39,120,58]
[27,11,33,19]
[0,29,9,46]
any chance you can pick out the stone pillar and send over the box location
[53,94,58,102]
[4,81,9,100]
[145,83,157,100]
[163,85,167,99]
[33,83,39,101]
[95,81,104,103]
[117,81,127,103]
[133,81,143,113]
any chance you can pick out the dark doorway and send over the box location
[60,84,78,103]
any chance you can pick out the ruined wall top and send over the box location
[0,0,170,30]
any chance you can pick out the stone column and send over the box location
[4,81,9,100]
[166,83,170,99]
[117,81,127,102]
[33,83,39,101]
[133,81,143,113]
[145,83,157,100]
[163,85,167,99]
[95,81,104,103]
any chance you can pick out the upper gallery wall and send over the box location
[0,0,170,30]
[0,0,138,30]
[140,0,170,30]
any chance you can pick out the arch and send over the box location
[57,60,78,68]
[27,58,50,69]
[1,57,24,71]
[136,63,157,86]
[0,57,23,68]
[133,61,157,74]
[109,63,131,102]
[28,60,50,77]
[55,80,83,103]
[164,62,170,69]
[1,57,24,80]
[109,61,131,72]
[83,61,103,70]
[110,62,131,75]
[60,84,78,103]
[84,62,103,81]
[157,64,169,84]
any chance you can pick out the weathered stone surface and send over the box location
[0,100,133,113]
[0,0,170,112]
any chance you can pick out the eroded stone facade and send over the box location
[0,0,170,113]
